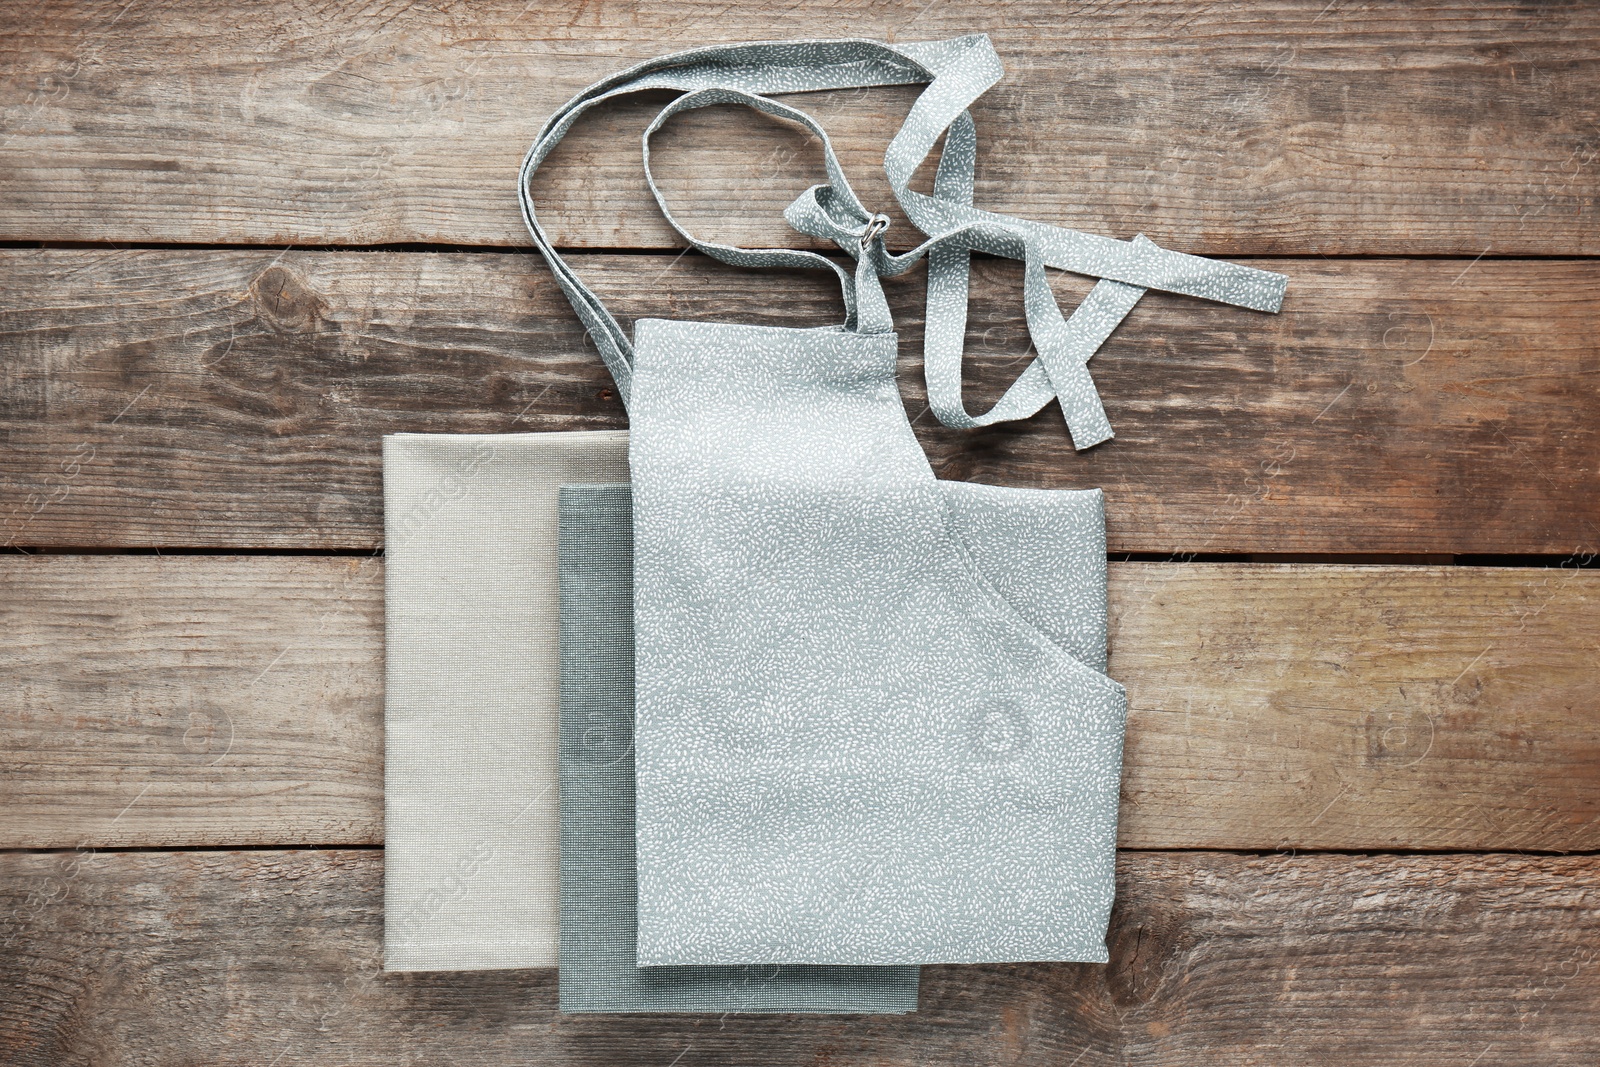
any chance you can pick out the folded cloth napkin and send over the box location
[557,482,921,1013]
[382,430,628,971]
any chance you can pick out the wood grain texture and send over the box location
[1,6,1593,1060]
[3,848,1598,1065]
[3,249,1597,554]
[1,1,1596,252]
[5,554,1595,852]
[2,555,382,850]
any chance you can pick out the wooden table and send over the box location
[3,2,1597,1063]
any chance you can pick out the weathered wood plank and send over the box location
[1,1,1595,252]
[2,249,1596,554]
[5,555,1595,852]
[2,848,1596,1064]
[2,555,382,850]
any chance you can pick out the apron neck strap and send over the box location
[519,37,987,405]
[519,36,1288,448]
[641,86,895,337]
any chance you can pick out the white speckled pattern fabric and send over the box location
[517,36,1287,965]
[624,319,1125,964]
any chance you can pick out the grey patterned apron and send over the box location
[521,35,1286,965]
